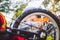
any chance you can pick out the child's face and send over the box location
[26,15,37,22]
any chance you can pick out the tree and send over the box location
[0,0,10,13]
[43,0,60,12]
[11,3,27,20]
[43,0,51,7]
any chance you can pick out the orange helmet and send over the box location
[34,16,49,22]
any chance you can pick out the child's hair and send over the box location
[36,15,41,18]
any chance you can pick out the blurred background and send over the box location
[0,0,60,26]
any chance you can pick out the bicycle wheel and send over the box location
[13,9,60,40]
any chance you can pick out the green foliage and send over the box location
[52,0,60,12]
[54,0,60,4]
[0,0,2,2]
[43,0,50,7]
[15,3,27,17]
[11,3,27,20]
[0,0,10,13]
[0,0,14,13]
[43,0,60,12]
[46,36,54,40]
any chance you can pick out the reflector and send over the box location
[0,13,6,31]
[12,36,25,40]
